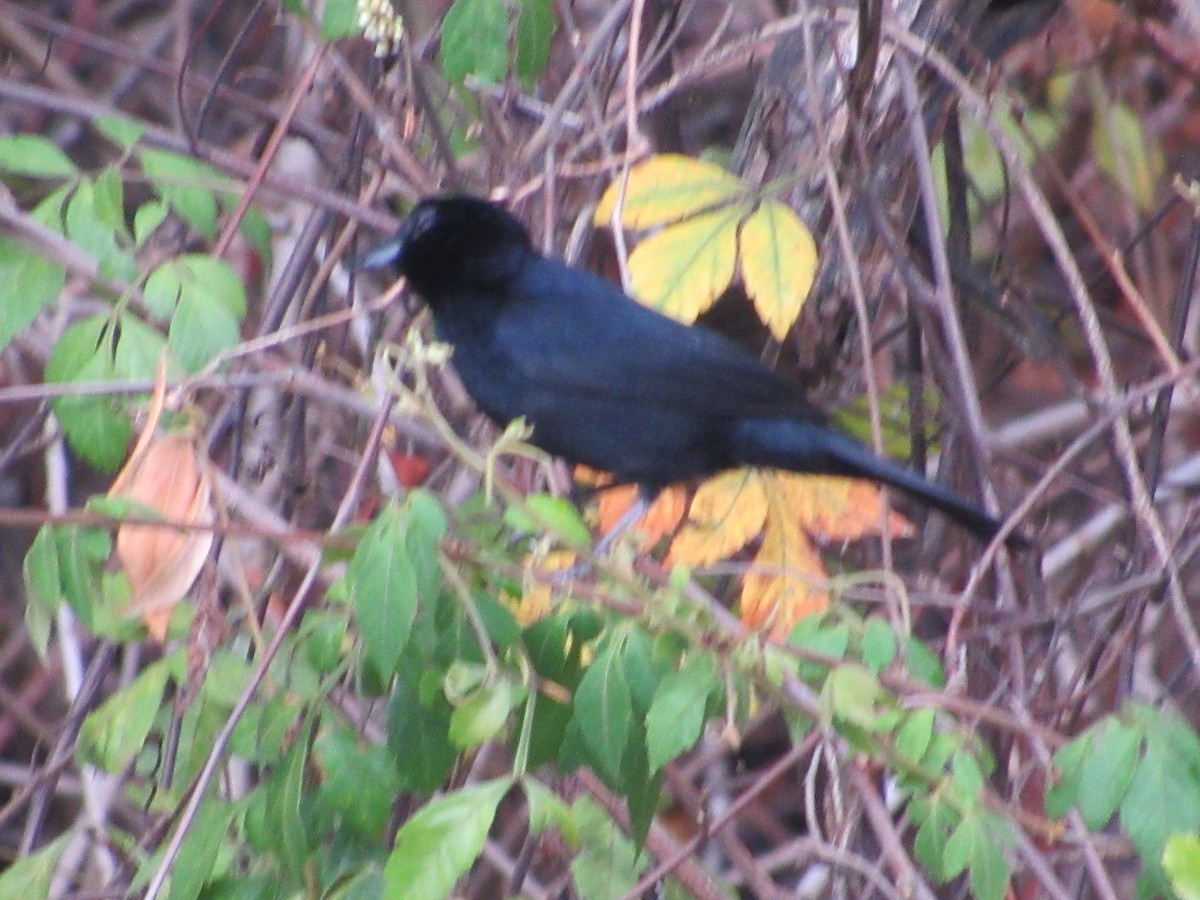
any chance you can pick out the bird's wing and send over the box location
[496,259,827,421]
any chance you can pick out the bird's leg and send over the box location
[545,486,653,585]
[594,488,655,556]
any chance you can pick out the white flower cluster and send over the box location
[357,0,404,58]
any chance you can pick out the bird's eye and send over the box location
[407,205,440,242]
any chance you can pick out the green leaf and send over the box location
[167,796,235,900]
[1078,717,1140,830]
[620,627,662,714]
[52,525,109,628]
[139,149,222,238]
[526,493,592,548]
[44,312,109,383]
[789,618,849,679]
[620,714,663,851]
[924,732,958,779]
[645,654,717,773]
[0,236,63,352]
[196,651,254,709]
[448,679,518,750]
[388,658,456,792]
[317,725,400,838]
[1121,726,1200,882]
[133,200,169,246]
[268,729,315,878]
[523,778,578,844]
[942,813,978,880]
[22,527,60,658]
[395,493,445,596]
[228,693,298,766]
[45,314,154,471]
[444,663,489,706]
[967,815,1011,900]
[348,504,417,678]
[525,688,573,772]
[383,778,512,900]
[894,707,935,765]
[0,192,67,351]
[238,205,274,265]
[143,254,246,372]
[505,493,592,548]
[860,617,898,673]
[93,115,145,150]
[557,716,590,775]
[903,635,946,687]
[302,609,349,674]
[1157,705,1200,772]
[911,791,957,880]
[950,749,985,799]
[475,592,521,649]
[0,135,77,177]
[568,608,604,642]
[1164,833,1200,900]
[572,640,632,782]
[320,0,361,40]
[522,613,580,768]
[569,796,646,900]
[65,178,136,282]
[91,167,128,238]
[79,656,172,771]
[113,313,171,381]
[1045,730,1091,819]
[821,664,882,731]
[440,0,508,85]
[514,0,554,86]
[0,834,71,900]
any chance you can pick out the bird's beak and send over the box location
[351,233,405,271]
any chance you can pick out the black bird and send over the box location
[359,195,1022,546]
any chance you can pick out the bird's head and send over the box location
[356,195,533,299]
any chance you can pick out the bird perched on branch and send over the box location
[358,195,1024,547]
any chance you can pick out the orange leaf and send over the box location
[771,472,913,541]
[113,433,214,634]
[595,482,687,551]
[740,499,829,636]
[573,465,608,486]
[667,470,767,567]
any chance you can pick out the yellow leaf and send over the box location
[739,200,818,340]
[513,549,578,625]
[594,154,745,229]
[740,501,829,636]
[833,382,942,459]
[1093,102,1165,213]
[772,472,912,541]
[667,470,767,567]
[629,205,745,323]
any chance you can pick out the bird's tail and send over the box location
[732,419,1022,546]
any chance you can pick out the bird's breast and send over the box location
[433,313,530,424]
